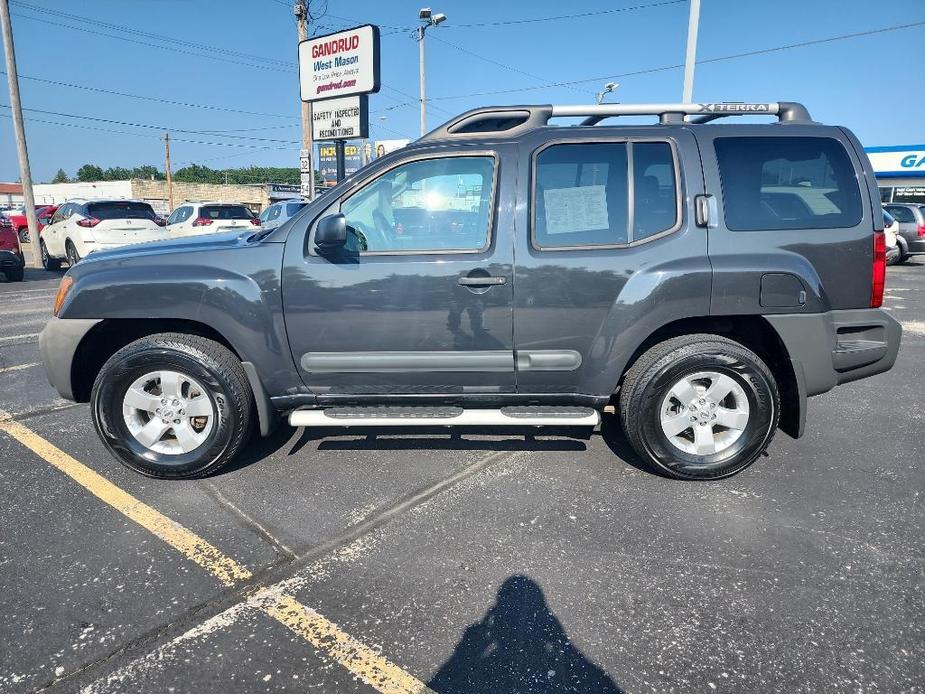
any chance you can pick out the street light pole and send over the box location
[416,8,446,138]
[418,25,426,137]
[0,0,41,268]
[681,0,701,102]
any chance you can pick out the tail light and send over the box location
[192,217,213,227]
[917,224,925,238]
[154,216,167,227]
[249,217,260,226]
[76,217,100,228]
[870,231,886,308]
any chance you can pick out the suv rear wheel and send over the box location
[65,240,81,267]
[91,333,254,479]
[40,239,61,271]
[619,334,779,480]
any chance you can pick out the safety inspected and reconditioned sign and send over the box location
[299,25,380,102]
[312,95,369,140]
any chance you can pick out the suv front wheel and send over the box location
[91,333,254,478]
[619,334,779,480]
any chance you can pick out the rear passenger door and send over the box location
[513,129,709,397]
[696,128,875,312]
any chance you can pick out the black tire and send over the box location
[17,227,29,244]
[40,239,61,271]
[895,240,908,265]
[91,333,254,479]
[6,266,24,282]
[65,240,81,266]
[618,334,779,481]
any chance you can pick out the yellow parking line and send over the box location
[0,362,41,374]
[0,410,432,694]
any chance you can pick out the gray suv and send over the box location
[39,101,901,481]
[882,203,925,262]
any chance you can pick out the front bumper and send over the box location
[0,249,24,272]
[39,317,102,401]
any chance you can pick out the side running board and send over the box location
[288,406,600,428]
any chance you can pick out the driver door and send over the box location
[282,148,516,397]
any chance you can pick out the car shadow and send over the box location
[0,266,66,283]
[598,412,670,478]
[428,574,624,693]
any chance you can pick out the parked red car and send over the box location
[0,214,25,282]
[8,204,56,243]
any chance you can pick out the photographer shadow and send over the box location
[428,575,623,693]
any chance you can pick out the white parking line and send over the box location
[0,333,40,345]
[0,362,41,375]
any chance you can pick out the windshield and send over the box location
[199,205,254,220]
[88,201,157,220]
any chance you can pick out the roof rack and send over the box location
[420,102,813,140]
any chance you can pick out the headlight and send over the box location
[53,276,74,317]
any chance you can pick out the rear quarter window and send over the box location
[885,205,915,223]
[715,136,863,231]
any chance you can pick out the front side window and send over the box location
[339,155,495,253]
[715,136,863,231]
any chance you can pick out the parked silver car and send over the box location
[883,203,925,263]
[257,200,308,232]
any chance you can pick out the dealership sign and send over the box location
[299,25,380,102]
[312,95,368,140]
[865,145,925,178]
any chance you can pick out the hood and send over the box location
[77,229,272,265]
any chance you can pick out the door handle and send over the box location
[458,276,506,286]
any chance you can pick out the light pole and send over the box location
[681,0,701,102]
[416,7,446,137]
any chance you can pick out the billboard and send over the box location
[373,139,411,159]
[299,25,380,102]
[319,144,362,186]
[865,145,925,178]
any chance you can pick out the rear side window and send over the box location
[885,205,915,223]
[533,141,679,249]
[715,137,863,231]
[199,205,254,220]
[87,201,156,221]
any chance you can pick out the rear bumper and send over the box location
[904,238,925,254]
[766,308,902,397]
[39,317,102,401]
[0,249,24,270]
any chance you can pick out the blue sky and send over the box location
[1,0,923,182]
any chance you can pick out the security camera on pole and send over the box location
[415,8,446,137]
[298,24,380,185]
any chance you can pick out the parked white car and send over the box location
[883,209,901,266]
[39,199,168,269]
[165,201,259,237]
[257,200,308,232]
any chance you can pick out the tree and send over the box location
[51,169,70,183]
[76,164,104,182]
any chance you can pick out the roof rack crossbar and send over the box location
[420,102,813,140]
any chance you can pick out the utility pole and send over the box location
[416,9,446,137]
[1,0,41,268]
[295,0,314,200]
[418,25,426,137]
[163,132,174,211]
[681,0,701,102]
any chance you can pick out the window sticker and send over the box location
[543,185,609,234]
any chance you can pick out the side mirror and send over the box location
[314,213,347,252]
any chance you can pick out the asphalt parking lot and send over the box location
[1,248,923,693]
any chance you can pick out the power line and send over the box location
[10,0,293,67]
[0,103,302,144]
[446,0,686,28]
[420,19,925,101]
